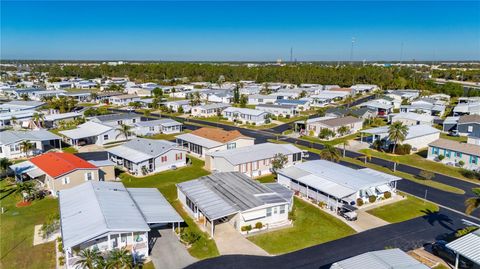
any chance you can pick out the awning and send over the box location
[127,188,183,224]
[26,168,45,178]
[376,185,391,193]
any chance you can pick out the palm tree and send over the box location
[32,112,45,128]
[319,145,341,162]
[465,188,480,215]
[20,140,34,157]
[341,140,349,158]
[271,153,288,173]
[106,247,132,269]
[90,92,98,102]
[318,128,334,140]
[337,126,350,137]
[15,181,36,202]
[116,124,132,140]
[344,95,354,108]
[0,157,12,176]
[75,248,103,269]
[388,121,408,154]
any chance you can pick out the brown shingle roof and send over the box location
[458,115,480,124]
[428,138,480,157]
[318,116,362,128]
[191,127,251,143]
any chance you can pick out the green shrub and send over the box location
[288,207,296,221]
[458,160,465,166]
[394,144,412,155]
[58,256,65,266]
[285,114,291,119]
[356,198,364,206]
[368,195,377,203]
[455,226,478,238]
[460,169,479,179]
[180,228,201,245]
[255,222,263,229]
[318,201,327,208]
[419,170,435,180]
[58,242,64,253]
[383,191,392,199]
[438,154,445,161]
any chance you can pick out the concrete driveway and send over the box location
[149,227,197,269]
[214,222,270,256]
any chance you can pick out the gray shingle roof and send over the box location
[107,138,182,163]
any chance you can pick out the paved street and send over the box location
[186,209,478,269]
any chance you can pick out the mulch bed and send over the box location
[16,201,32,207]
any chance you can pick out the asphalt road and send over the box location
[186,208,478,269]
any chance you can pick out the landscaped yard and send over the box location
[367,193,439,223]
[248,197,356,254]
[255,174,276,183]
[143,130,191,141]
[120,157,220,259]
[0,180,59,269]
[359,148,478,183]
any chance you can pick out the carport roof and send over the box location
[127,188,183,223]
[446,229,480,265]
[330,248,429,269]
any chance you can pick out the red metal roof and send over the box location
[30,152,97,178]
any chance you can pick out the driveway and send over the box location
[214,222,270,256]
[149,227,197,269]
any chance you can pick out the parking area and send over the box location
[149,227,197,269]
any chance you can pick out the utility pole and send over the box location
[350,37,356,65]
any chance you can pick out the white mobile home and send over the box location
[222,107,270,125]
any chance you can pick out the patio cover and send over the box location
[127,188,183,224]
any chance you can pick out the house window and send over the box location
[149,126,155,131]
[103,134,109,140]
[280,205,286,214]
[468,126,473,132]
[227,143,236,150]
[456,152,462,158]
[117,120,123,125]
[161,156,168,162]
[446,151,451,158]
[132,119,136,123]
[176,153,183,160]
[273,207,278,214]
[266,207,272,217]
[62,177,70,185]
[472,156,478,164]
[85,172,93,181]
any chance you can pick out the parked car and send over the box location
[337,204,358,221]
[432,240,474,269]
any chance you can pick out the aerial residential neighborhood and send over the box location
[1,1,479,269]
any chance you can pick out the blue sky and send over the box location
[1,1,479,61]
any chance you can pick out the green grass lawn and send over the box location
[142,130,190,141]
[367,193,439,223]
[120,157,220,259]
[300,132,360,146]
[359,148,478,183]
[61,146,78,153]
[267,139,465,194]
[0,180,59,269]
[440,133,468,142]
[255,174,276,183]
[248,197,356,254]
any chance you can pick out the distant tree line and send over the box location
[34,63,425,89]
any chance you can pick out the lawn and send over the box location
[61,146,78,153]
[142,130,191,142]
[248,197,355,254]
[440,133,468,143]
[359,148,477,183]
[0,180,59,269]
[300,132,360,146]
[120,157,220,259]
[255,174,276,183]
[367,193,439,223]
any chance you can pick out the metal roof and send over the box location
[127,188,183,224]
[59,182,150,249]
[278,160,400,199]
[175,133,223,148]
[223,107,267,116]
[207,143,302,165]
[361,124,440,140]
[44,112,83,122]
[134,118,182,128]
[0,110,37,120]
[447,229,480,264]
[391,112,434,123]
[91,113,140,123]
[330,248,429,269]
[59,121,113,139]
[107,138,181,163]
[0,129,60,145]
[177,172,289,220]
